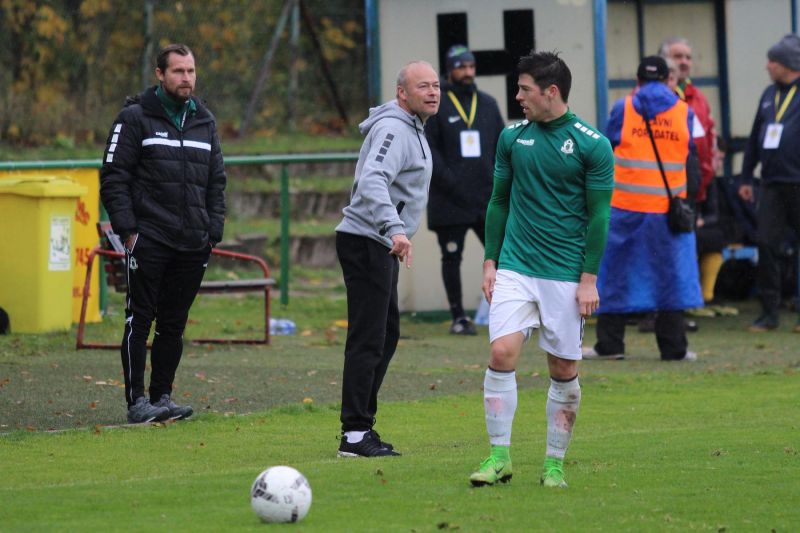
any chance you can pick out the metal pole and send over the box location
[365,0,381,106]
[142,0,154,90]
[593,0,609,129]
[288,0,300,130]
[280,163,290,305]
[239,0,295,137]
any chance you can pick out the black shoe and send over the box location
[450,317,477,335]
[127,396,169,424]
[748,313,779,332]
[152,394,193,420]
[369,429,393,450]
[338,431,400,457]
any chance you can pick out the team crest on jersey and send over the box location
[560,139,574,155]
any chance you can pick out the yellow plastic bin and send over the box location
[0,175,87,333]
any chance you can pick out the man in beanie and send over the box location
[739,34,800,333]
[425,45,505,335]
[583,55,702,362]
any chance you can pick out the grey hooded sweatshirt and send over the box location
[336,100,432,248]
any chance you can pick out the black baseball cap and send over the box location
[637,55,668,82]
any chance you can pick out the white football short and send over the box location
[488,269,584,360]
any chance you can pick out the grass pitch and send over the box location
[1,293,799,531]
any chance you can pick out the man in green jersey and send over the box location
[469,51,614,488]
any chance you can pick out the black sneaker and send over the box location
[369,429,393,450]
[127,396,170,424]
[450,317,477,335]
[748,313,779,332]
[338,431,400,457]
[152,394,194,420]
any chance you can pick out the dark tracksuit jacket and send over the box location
[424,79,505,228]
[100,86,226,405]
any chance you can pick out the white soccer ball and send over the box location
[250,466,312,523]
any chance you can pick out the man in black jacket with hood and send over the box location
[100,43,226,423]
[425,45,505,335]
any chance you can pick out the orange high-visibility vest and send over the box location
[612,95,690,213]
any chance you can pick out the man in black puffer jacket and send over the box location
[425,45,505,335]
[100,43,226,424]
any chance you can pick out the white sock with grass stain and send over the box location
[545,376,581,459]
[483,368,517,446]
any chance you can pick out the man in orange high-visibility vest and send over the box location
[583,56,703,362]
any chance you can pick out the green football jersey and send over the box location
[493,110,614,282]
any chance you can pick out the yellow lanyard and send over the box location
[774,85,797,123]
[447,91,477,128]
[675,79,689,101]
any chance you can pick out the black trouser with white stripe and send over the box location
[122,235,210,406]
[336,232,400,431]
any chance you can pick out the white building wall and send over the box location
[374,0,797,312]
[378,0,599,312]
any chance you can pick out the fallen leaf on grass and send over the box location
[89,402,97,409]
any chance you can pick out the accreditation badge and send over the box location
[460,130,481,158]
[763,123,783,149]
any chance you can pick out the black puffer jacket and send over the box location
[100,86,226,251]
[424,79,505,228]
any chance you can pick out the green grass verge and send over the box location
[1,372,798,531]
[1,295,799,530]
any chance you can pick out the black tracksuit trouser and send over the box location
[755,182,800,316]
[336,232,400,432]
[595,311,688,360]
[122,234,210,406]
[433,220,486,320]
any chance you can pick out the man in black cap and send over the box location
[425,45,505,335]
[583,55,702,362]
[739,34,800,333]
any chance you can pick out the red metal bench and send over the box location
[76,227,276,349]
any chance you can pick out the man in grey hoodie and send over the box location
[336,61,440,457]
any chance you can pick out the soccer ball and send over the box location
[250,466,312,523]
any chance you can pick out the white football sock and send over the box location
[483,368,517,446]
[344,430,367,443]
[545,376,581,459]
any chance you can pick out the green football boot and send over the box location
[540,456,568,488]
[469,454,513,487]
